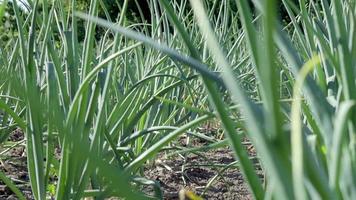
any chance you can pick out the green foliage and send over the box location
[0,0,355,199]
[0,1,17,43]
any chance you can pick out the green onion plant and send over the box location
[0,0,355,199]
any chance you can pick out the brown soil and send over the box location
[0,128,33,200]
[143,136,263,200]
[0,128,263,200]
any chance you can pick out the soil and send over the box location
[143,135,264,200]
[0,128,263,200]
[0,128,33,200]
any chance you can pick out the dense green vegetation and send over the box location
[0,0,355,199]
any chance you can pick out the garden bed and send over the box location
[0,129,262,200]
[143,136,263,199]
